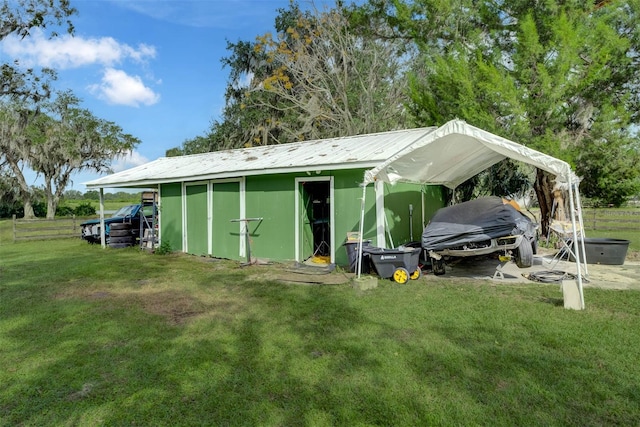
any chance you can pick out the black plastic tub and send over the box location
[344,240,371,273]
[569,238,630,265]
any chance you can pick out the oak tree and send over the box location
[362,0,640,232]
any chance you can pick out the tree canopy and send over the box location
[1,0,78,217]
[29,92,139,218]
[0,92,139,218]
[0,1,142,218]
[168,1,410,155]
[171,0,639,216]
[356,0,640,226]
[0,0,76,103]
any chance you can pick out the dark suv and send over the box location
[80,204,143,244]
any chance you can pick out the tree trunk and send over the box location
[44,180,58,219]
[534,168,555,238]
[4,153,36,218]
[553,189,566,221]
[46,197,57,219]
[22,199,36,219]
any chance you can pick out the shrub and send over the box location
[74,202,96,217]
[154,241,172,255]
[33,202,46,217]
[56,205,75,217]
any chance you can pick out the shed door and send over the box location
[298,179,331,261]
[211,181,241,260]
[186,184,208,256]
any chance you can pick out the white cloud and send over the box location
[112,150,150,172]
[0,28,159,107]
[88,68,160,107]
[0,28,155,69]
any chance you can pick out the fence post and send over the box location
[592,210,598,230]
[12,214,16,242]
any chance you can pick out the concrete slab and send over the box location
[425,252,640,290]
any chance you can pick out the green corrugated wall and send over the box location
[159,171,445,267]
[159,183,183,252]
[211,181,241,260]
[382,182,445,247]
[185,184,208,256]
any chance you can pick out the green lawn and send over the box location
[581,208,640,252]
[588,229,640,252]
[1,239,640,426]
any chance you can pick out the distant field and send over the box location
[529,207,640,254]
[0,199,139,245]
[61,199,139,212]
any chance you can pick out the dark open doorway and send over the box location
[300,180,331,259]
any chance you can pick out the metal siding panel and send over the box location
[159,183,183,252]
[332,169,377,266]
[185,184,208,256]
[246,174,297,261]
[211,182,241,260]
[383,182,427,246]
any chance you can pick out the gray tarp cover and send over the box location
[421,196,534,251]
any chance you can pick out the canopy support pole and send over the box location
[99,188,106,248]
[356,183,368,278]
[567,175,585,309]
[574,183,589,278]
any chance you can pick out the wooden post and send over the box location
[12,214,16,242]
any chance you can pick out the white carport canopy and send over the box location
[364,119,573,187]
[358,119,587,309]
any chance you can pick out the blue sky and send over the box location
[1,0,331,192]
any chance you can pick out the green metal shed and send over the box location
[85,127,446,266]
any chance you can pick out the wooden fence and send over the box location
[9,209,638,242]
[582,209,640,231]
[12,215,80,242]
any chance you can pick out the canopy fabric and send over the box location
[357,118,587,309]
[364,119,573,188]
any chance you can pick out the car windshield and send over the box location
[112,205,137,218]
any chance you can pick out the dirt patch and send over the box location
[626,250,640,262]
[58,288,211,325]
[249,270,353,285]
[427,251,640,291]
[245,262,353,286]
[134,290,206,325]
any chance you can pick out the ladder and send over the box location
[139,190,158,250]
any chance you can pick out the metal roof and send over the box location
[84,127,438,188]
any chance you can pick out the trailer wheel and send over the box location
[392,267,410,284]
[515,238,534,268]
[410,268,421,280]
